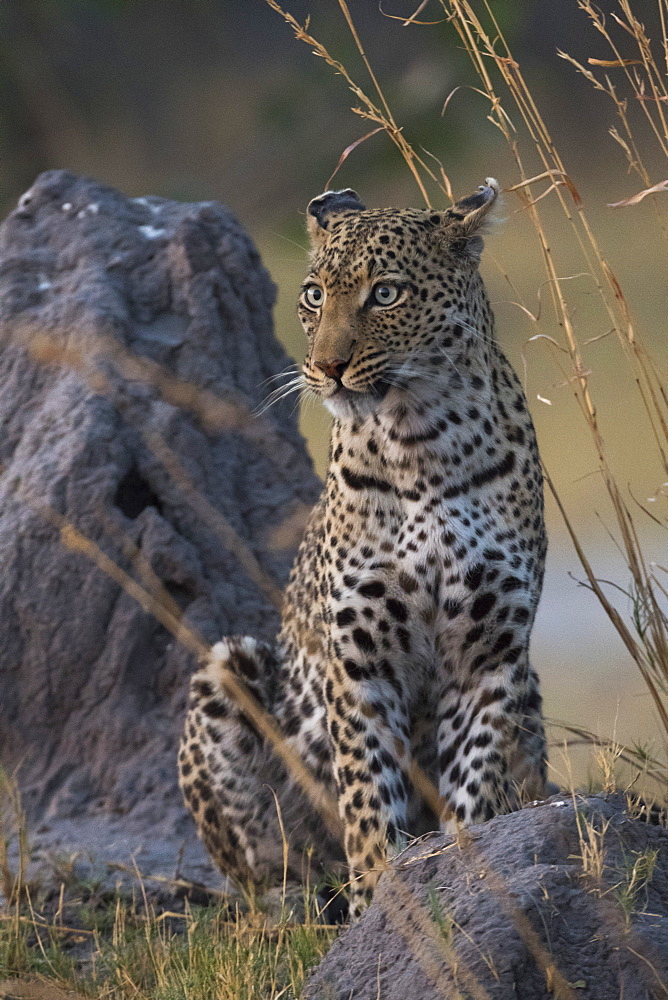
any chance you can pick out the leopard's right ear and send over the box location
[439,178,500,263]
[306,189,366,248]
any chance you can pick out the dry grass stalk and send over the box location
[20,326,297,612]
[547,717,666,789]
[24,326,305,469]
[144,432,285,612]
[412,834,581,1000]
[264,0,454,206]
[436,1,667,774]
[379,866,495,1000]
[0,770,29,907]
[573,808,611,884]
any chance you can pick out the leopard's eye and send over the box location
[302,284,324,309]
[372,283,400,306]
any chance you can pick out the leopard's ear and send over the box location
[306,188,366,248]
[440,178,500,262]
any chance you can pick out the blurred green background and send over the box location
[2,1,666,784]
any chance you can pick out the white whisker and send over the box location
[258,364,302,388]
[254,375,307,416]
[434,345,462,377]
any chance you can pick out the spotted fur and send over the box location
[179,180,548,917]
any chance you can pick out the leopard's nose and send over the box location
[314,357,350,381]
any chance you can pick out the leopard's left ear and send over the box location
[440,178,500,262]
[306,188,366,248]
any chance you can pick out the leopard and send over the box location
[178,179,548,918]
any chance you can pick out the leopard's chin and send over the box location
[322,379,393,418]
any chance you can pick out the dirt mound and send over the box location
[305,794,668,1000]
[0,170,319,882]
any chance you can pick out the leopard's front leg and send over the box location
[437,652,547,830]
[326,649,411,918]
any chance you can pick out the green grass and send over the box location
[613,847,659,926]
[0,894,338,1000]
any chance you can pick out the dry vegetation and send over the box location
[1,1,667,997]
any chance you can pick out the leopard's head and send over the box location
[298,181,499,418]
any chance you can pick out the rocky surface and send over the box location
[305,794,668,1000]
[0,170,319,886]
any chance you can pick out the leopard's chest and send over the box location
[324,488,497,595]
[321,442,540,652]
